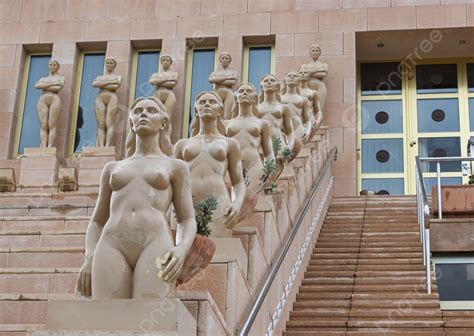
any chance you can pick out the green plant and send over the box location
[258,159,276,193]
[194,195,217,237]
[273,138,282,156]
[282,147,292,162]
[264,181,277,195]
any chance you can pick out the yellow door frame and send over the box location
[357,58,474,195]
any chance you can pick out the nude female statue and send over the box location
[149,55,178,135]
[298,67,323,134]
[281,70,313,145]
[225,83,275,192]
[208,52,238,120]
[300,45,328,110]
[35,59,65,148]
[257,74,296,158]
[76,97,196,299]
[174,91,246,238]
[92,57,122,147]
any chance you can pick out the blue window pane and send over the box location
[135,51,159,99]
[419,137,461,172]
[74,54,105,153]
[188,49,215,135]
[416,64,458,94]
[469,98,474,131]
[361,63,402,96]
[362,138,404,173]
[467,64,474,93]
[18,55,51,154]
[361,100,403,134]
[436,263,474,301]
[423,177,462,196]
[362,178,404,195]
[248,47,271,90]
[417,98,459,133]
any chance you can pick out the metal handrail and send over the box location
[238,147,337,336]
[414,155,473,294]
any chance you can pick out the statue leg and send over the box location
[95,96,106,147]
[222,92,234,120]
[133,238,176,299]
[163,94,176,140]
[91,240,132,299]
[105,94,118,147]
[37,98,48,148]
[47,96,61,148]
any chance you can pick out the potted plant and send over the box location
[174,196,217,285]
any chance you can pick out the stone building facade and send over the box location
[1,0,474,196]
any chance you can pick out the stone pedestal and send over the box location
[78,147,117,188]
[177,238,251,334]
[28,299,196,335]
[19,148,60,188]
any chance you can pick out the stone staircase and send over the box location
[284,196,473,336]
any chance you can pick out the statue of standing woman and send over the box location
[76,97,197,299]
[174,91,246,238]
[208,52,238,120]
[93,57,122,147]
[300,45,328,110]
[35,59,65,148]
[149,55,178,136]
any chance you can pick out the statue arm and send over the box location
[160,160,197,283]
[224,139,246,229]
[302,98,313,143]
[260,120,275,163]
[76,162,113,297]
[283,106,295,150]
[149,73,166,85]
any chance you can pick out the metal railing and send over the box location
[415,155,474,294]
[238,147,337,336]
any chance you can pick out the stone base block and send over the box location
[19,148,60,188]
[28,299,195,335]
[177,238,252,334]
[78,147,117,187]
[277,165,299,224]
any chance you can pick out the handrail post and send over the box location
[436,161,442,219]
[426,228,432,294]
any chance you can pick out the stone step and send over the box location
[0,247,84,268]
[302,278,354,285]
[0,206,93,217]
[290,309,349,319]
[293,301,352,309]
[306,265,357,272]
[299,285,353,292]
[347,320,444,328]
[0,268,78,294]
[0,231,85,248]
[0,217,89,232]
[346,329,444,335]
[351,300,440,309]
[349,308,441,318]
[0,192,98,208]
[353,284,437,293]
[296,293,352,301]
[283,329,347,335]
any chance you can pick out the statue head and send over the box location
[297,67,310,82]
[126,96,172,156]
[160,54,173,70]
[284,70,299,87]
[191,91,226,136]
[219,52,232,67]
[105,57,117,72]
[232,82,259,118]
[309,44,321,61]
[259,74,280,94]
[48,59,60,74]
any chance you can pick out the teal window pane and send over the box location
[361,63,402,96]
[436,263,474,301]
[18,55,51,154]
[362,138,404,173]
[467,64,474,93]
[419,137,461,172]
[416,64,458,94]
[417,98,459,133]
[470,98,474,131]
[361,178,404,195]
[248,47,271,90]
[423,177,462,196]
[135,51,159,99]
[188,49,215,135]
[361,100,403,134]
[73,53,105,153]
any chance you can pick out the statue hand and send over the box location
[76,255,93,298]
[157,246,186,282]
[223,202,241,230]
[302,130,310,145]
